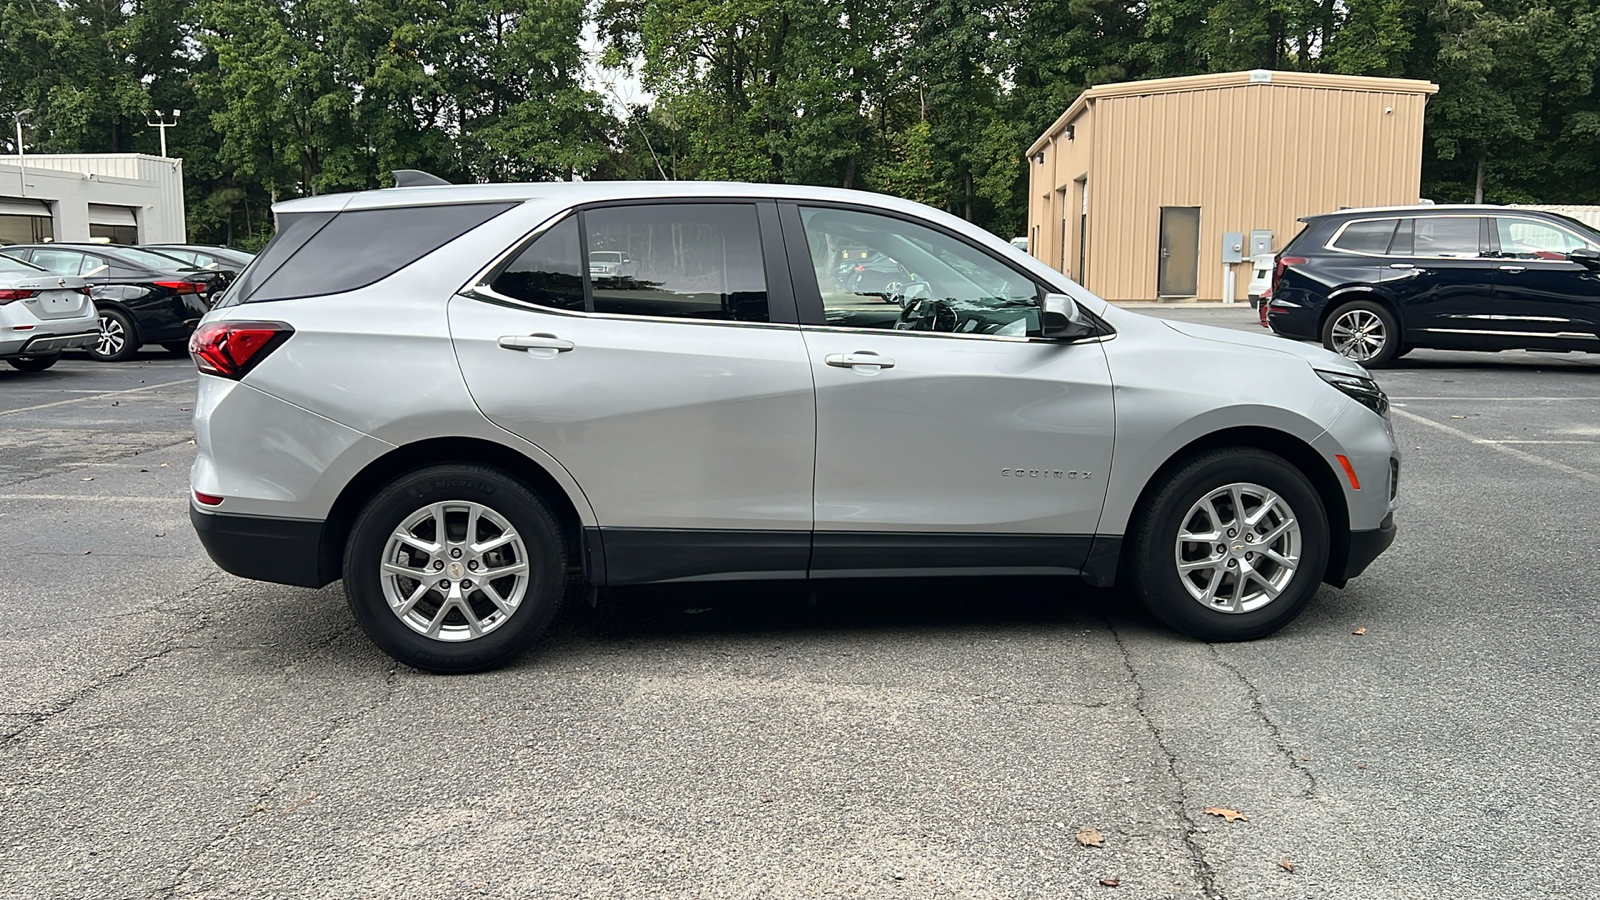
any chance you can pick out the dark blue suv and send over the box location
[1262,206,1600,366]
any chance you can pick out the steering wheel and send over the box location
[895,297,958,332]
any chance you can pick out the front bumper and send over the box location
[1339,512,1396,581]
[191,505,334,588]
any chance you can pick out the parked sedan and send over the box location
[1263,205,1600,365]
[140,244,256,270]
[0,244,223,361]
[0,255,96,372]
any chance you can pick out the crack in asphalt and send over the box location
[1106,622,1222,900]
[1,574,226,748]
[1206,645,1318,801]
[155,654,400,898]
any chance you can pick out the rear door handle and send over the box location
[824,352,895,372]
[1498,265,1527,273]
[498,333,574,353]
[1388,263,1415,270]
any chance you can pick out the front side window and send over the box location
[799,207,1040,336]
[1409,217,1482,258]
[1494,218,1594,259]
[585,203,768,322]
[1332,218,1400,254]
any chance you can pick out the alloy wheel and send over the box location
[380,500,531,641]
[1174,482,1301,614]
[95,314,126,358]
[1329,309,1385,361]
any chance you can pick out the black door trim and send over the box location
[809,531,1092,578]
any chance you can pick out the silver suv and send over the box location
[189,182,1399,673]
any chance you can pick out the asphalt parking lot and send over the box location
[2,323,1597,899]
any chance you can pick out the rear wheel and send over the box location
[90,309,139,362]
[343,464,571,673]
[1322,299,1400,367]
[1127,448,1329,641]
[6,353,60,372]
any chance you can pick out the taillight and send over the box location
[0,289,38,304]
[1272,256,1306,294]
[154,280,208,295]
[188,320,294,379]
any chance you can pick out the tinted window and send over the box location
[0,254,42,274]
[247,202,515,303]
[219,211,335,307]
[585,203,768,322]
[79,254,109,277]
[491,216,585,311]
[799,206,1040,336]
[1412,217,1481,258]
[1332,219,1399,254]
[1494,218,1593,259]
[115,247,193,270]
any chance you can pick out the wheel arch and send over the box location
[91,299,142,342]
[317,436,590,586]
[1319,287,1404,337]
[1118,426,1351,588]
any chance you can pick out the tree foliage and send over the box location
[1,0,1597,245]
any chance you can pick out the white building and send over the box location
[0,154,186,246]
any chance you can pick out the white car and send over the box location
[0,254,96,372]
[188,180,1399,672]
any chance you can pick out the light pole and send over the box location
[11,108,31,197]
[147,109,180,158]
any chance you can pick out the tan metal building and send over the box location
[1026,70,1439,302]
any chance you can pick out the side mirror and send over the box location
[1568,247,1600,269]
[1041,293,1097,340]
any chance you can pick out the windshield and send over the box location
[589,251,623,262]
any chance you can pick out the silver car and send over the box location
[0,254,96,372]
[189,182,1399,673]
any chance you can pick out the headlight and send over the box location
[1317,369,1388,418]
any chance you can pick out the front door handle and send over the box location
[1388,263,1415,270]
[498,333,574,354]
[824,352,896,372]
[1498,265,1527,273]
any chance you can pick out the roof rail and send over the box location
[391,169,451,187]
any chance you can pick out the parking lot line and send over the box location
[0,379,193,419]
[1390,396,1600,401]
[1391,407,1600,485]
[0,494,187,504]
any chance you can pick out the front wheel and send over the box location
[1126,448,1329,641]
[343,465,572,673]
[6,353,60,372]
[90,309,140,362]
[1322,299,1400,367]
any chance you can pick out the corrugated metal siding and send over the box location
[1509,205,1600,231]
[1029,74,1434,300]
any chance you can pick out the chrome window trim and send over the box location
[1488,215,1600,262]
[1324,214,1487,260]
[800,322,1114,346]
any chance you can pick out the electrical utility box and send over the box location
[1249,229,1273,257]
[1222,231,1244,264]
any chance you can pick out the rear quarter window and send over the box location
[232,202,517,305]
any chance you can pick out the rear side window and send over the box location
[232,202,516,305]
[491,217,585,311]
[586,203,768,322]
[1332,218,1399,254]
[220,212,335,307]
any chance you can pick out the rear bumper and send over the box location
[0,329,97,358]
[1340,513,1396,581]
[190,505,335,588]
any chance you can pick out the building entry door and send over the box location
[1158,206,1200,297]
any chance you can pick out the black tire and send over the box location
[343,464,571,673]
[160,340,190,357]
[89,308,140,362]
[1321,299,1400,367]
[6,353,60,372]
[1126,448,1329,642]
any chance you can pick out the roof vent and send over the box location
[391,169,451,188]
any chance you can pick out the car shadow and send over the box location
[1381,349,1600,372]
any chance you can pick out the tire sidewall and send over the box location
[344,466,567,673]
[1132,451,1329,641]
[7,353,60,372]
[1321,299,1400,367]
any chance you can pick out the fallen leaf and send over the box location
[82,550,91,555]
[1099,877,1120,887]
[160,462,169,467]
[1203,807,1248,823]
[81,476,93,482]
[139,468,148,473]
[1356,763,1367,770]
[1450,414,1466,419]
[1352,627,1367,635]
[1076,826,1104,847]
[1280,859,1295,873]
